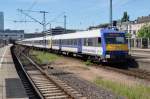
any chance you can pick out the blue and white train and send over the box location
[17,28,129,62]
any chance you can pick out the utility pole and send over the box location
[110,0,113,28]
[42,11,48,47]
[64,15,66,34]
[17,9,48,47]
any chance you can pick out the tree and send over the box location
[137,24,150,38]
[121,11,130,22]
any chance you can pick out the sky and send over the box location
[0,0,150,33]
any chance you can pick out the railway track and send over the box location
[13,45,150,99]
[14,49,86,99]
[11,46,41,99]
[13,45,121,99]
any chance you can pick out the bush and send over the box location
[138,24,150,38]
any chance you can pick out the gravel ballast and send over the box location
[47,67,124,99]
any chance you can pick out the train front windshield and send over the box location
[105,33,126,44]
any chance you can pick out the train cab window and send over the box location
[106,37,125,44]
[116,37,125,43]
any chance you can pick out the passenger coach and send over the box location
[18,28,129,62]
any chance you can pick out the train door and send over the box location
[78,38,82,53]
[59,40,61,51]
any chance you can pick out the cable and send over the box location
[28,0,38,10]
[50,12,65,23]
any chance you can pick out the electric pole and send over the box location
[17,9,48,47]
[110,0,113,28]
[64,15,67,34]
[42,11,48,47]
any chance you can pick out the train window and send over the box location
[92,38,98,47]
[83,39,85,46]
[98,38,101,46]
[62,40,64,45]
[52,40,58,46]
[61,39,77,46]
[88,38,93,46]
[64,40,66,45]
[61,40,64,45]
[74,39,77,45]
[84,38,88,46]
[70,40,72,45]
[65,40,67,45]
[68,40,70,45]
[83,38,98,46]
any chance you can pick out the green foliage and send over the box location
[84,60,93,66]
[137,24,150,38]
[94,77,150,99]
[121,11,130,22]
[31,50,59,64]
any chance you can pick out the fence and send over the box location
[127,38,150,49]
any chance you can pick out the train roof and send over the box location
[53,29,101,40]
[22,37,43,41]
[22,36,52,41]
[21,28,125,41]
[101,28,125,34]
[52,28,125,40]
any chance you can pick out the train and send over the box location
[17,28,129,62]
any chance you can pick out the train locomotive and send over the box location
[17,28,129,62]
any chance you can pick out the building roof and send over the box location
[0,29,24,33]
[136,15,150,23]
[24,33,44,38]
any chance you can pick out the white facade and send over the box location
[131,22,150,37]
[117,21,150,38]
[0,12,4,30]
[117,15,150,38]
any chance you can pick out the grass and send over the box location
[94,77,150,99]
[31,50,59,64]
[84,60,93,66]
[29,50,150,99]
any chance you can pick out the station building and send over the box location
[50,27,77,35]
[88,15,150,39]
[117,15,150,38]
[0,29,24,42]
[24,32,43,39]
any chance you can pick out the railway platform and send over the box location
[130,48,150,60]
[131,48,150,52]
[0,45,28,99]
[130,48,150,71]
